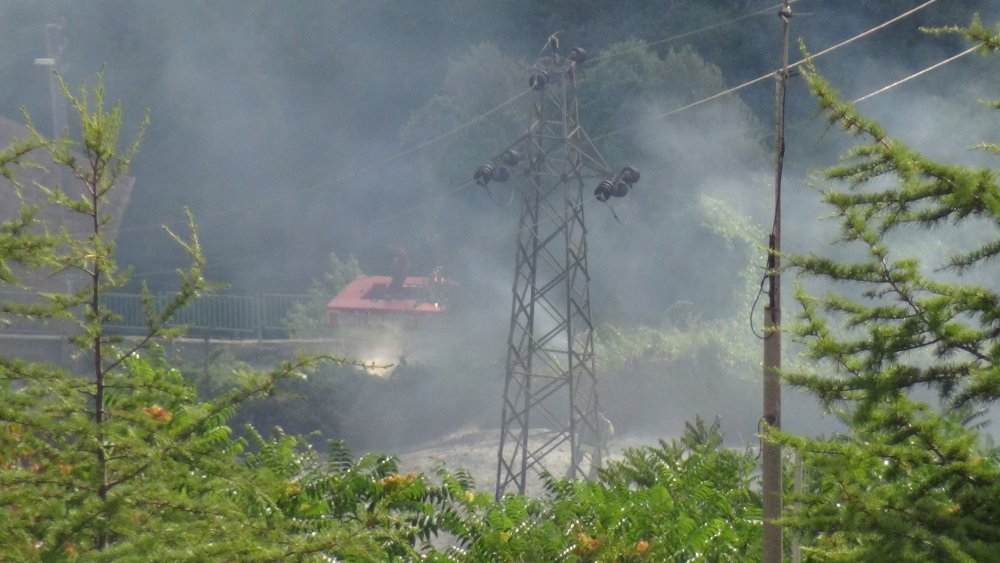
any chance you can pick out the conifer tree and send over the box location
[778,19,1000,561]
[0,72,395,559]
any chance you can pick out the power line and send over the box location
[129,171,490,280]
[791,0,937,72]
[593,0,939,142]
[127,0,943,281]
[435,3,968,269]
[120,2,808,239]
[852,45,979,104]
[135,177,599,281]
[119,88,532,235]
[587,1,801,64]
[591,74,772,142]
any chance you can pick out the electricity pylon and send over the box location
[475,43,638,497]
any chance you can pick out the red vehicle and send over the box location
[325,270,451,327]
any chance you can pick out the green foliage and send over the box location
[578,39,755,151]
[594,194,764,435]
[782,406,1000,562]
[0,69,770,560]
[0,74,390,560]
[0,133,48,291]
[399,40,529,202]
[428,417,761,561]
[779,24,1000,560]
[282,251,362,337]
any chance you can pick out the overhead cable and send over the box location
[120,88,532,235]
[128,0,944,279]
[593,0,939,142]
[588,1,802,64]
[852,45,979,104]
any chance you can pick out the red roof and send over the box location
[326,275,446,320]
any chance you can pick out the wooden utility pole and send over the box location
[763,2,792,562]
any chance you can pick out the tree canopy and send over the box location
[5,4,1000,561]
[778,18,1000,561]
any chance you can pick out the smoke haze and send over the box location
[3,0,1000,455]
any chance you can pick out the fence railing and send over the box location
[1,291,313,340]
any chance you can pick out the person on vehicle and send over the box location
[387,246,408,297]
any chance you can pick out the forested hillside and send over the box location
[3,1,1000,560]
[0,0,992,292]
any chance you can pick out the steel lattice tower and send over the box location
[476,44,638,497]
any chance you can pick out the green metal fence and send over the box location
[1,291,312,339]
[104,292,311,339]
